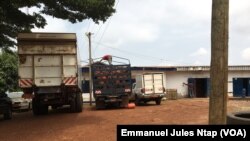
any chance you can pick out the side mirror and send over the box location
[132,83,136,89]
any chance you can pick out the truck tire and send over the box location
[96,99,105,110]
[39,105,48,115]
[3,106,12,120]
[227,111,250,125]
[75,93,83,112]
[155,98,161,105]
[120,96,129,108]
[28,103,31,111]
[32,98,40,115]
[32,98,48,115]
[135,96,140,106]
[70,97,76,113]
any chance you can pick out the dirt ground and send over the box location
[0,98,250,141]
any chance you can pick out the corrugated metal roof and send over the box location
[131,66,176,71]
[176,65,250,71]
[228,65,250,71]
[176,66,210,71]
[81,65,250,72]
[82,66,176,72]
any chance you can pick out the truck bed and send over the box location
[92,64,132,97]
[17,33,81,89]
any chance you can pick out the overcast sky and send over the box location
[32,0,250,66]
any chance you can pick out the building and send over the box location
[81,65,250,98]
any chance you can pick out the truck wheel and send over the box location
[40,105,48,115]
[135,96,140,106]
[75,93,83,112]
[28,103,31,111]
[3,106,12,120]
[70,97,76,113]
[156,98,161,105]
[120,96,129,108]
[32,98,40,115]
[96,99,105,110]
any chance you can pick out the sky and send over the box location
[31,0,250,67]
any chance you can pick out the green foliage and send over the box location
[0,50,19,93]
[0,0,116,48]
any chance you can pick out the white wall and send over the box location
[165,70,250,98]
[165,71,210,97]
[82,69,250,98]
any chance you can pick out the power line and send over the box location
[92,23,103,40]
[93,20,112,56]
[93,0,120,57]
[92,42,164,62]
[92,42,192,65]
[86,20,91,32]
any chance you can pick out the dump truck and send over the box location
[17,32,83,115]
[91,55,132,109]
[131,73,165,105]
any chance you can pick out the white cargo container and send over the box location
[17,33,83,115]
[131,73,165,105]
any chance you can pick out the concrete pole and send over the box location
[86,32,93,106]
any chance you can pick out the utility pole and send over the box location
[209,0,229,124]
[86,32,93,106]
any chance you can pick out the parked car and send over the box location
[7,92,32,112]
[0,93,12,120]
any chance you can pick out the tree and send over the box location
[0,0,116,48]
[209,0,229,124]
[0,50,19,94]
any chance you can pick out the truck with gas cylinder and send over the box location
[91,55,132,109]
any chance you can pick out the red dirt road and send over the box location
[0,98,249,141]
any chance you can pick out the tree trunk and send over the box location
[209,0,229,124]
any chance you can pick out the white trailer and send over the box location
[132,73,165,105]
[17,33,83,115]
